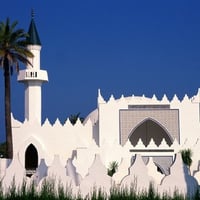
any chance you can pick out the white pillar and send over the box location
[24,81,42,123]
[18,44,48,124]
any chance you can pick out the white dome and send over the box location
[83,109,98,125]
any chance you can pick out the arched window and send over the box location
[25,144,38,177]
[129,119,173,146]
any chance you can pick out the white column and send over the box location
[24,81,42,124]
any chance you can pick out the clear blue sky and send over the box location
[0,1,200,141]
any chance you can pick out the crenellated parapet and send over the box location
[97,89,200,147]
[11,115,94,167]
[97,88,200,106]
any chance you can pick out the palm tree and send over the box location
[69,112,84,125]
[0,18,33,158]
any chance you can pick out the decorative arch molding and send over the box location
[18,136,47,168]
[128,118,173,146]
[119,109,179,146]
[129,117,173,139]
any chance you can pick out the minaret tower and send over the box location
[18,12,48,124]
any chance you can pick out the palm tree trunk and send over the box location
[4,57,13,159]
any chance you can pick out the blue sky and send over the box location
[0,1,200,141]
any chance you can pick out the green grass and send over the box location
[0,180,198,200]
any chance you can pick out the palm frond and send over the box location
[0,18,34,70]
[9,19,18,33]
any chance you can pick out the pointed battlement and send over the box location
[97,89,106,104]
[97,89,200,106]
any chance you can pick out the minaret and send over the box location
[18,12,48,124]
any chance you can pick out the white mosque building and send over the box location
[1,15,200,196]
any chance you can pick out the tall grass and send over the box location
[0,179,198,200]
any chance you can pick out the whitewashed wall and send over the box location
[0,153,199,198]
[6,89,200,198]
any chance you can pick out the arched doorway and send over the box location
[129,119,173,147]
[25,144,38,177]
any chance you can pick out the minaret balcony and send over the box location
[17,69,48,82]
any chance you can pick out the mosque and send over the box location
[3,15,200,196]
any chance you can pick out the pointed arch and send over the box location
[25,144,38,177]
[129,118,173,147]
[18,136,47,169]
[25,144,38,169]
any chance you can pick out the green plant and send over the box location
[0,178,198,199]
[0,142,6,158]
[69,112,84,125]
[107,161,118,177]
[180,148,192,174]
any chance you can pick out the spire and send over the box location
[98,89,106,104]
[27,9,41,45]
